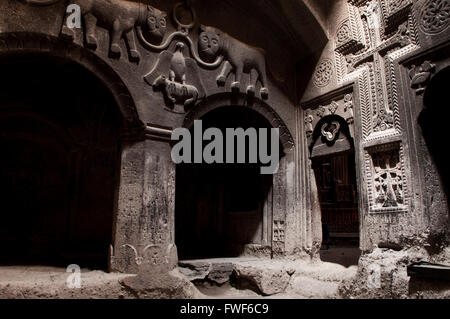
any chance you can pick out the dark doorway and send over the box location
[309,114,360,267]
[175,107,276,260]
[420,66,450,211]
[0,54,122,269]
[313,150,360,267]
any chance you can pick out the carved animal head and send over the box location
[153,75,167,88]
[146,6,167,40]
[198,25,221,61]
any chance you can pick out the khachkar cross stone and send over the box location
[346,0,411,135]
[373,151,404,208]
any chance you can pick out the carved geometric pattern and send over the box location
[365,142,408,213]
[419,0,450,34]
[335,0,419,142]
[379,0,413,35]
[335,18,365,55]
[302,89,355,144]
[273,220,285,242]
[337,21,352,44]
[313,59,334,88]
[348,0,371,6]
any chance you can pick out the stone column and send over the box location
[272,150,298,256]
[110,126,176,274]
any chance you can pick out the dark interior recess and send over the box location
[0,54,122,269]
[175,106,278,260]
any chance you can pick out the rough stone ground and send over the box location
[1,248,448,299]
[339,247,450,299]
[179,257,358,299]
[0,258,358,299]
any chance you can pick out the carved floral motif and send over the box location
[337,21,352,44]
[420,0,450,34]
[313,59,334,88]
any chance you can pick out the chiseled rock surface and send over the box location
[233,263,291,296]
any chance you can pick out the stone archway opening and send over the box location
[0,54,123,270]
[175,106,281,260]
[420,66,450,213]
[310,115,360,267]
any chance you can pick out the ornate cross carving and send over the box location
[345,1,411,134]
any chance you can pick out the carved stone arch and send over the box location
[423,65,450,111]
[419,65,450,213]
[0,32,144,138]
[183,93,295,153]
[309,114,354,158]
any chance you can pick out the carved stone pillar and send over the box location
[110,126,176,274]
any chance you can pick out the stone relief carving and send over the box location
[419,0,450,34]
[321,121,341,142]
[379,0,413,35]
[273,220,285,246]
[335,0,417,141]
[198,25,269,99]
[348,0,371,6]
[337,21,352,45]
[137,3,271,111]
[305,112,314,138]
[329,101,339,114]
[61,0,167,63]
[313,59,334,88]
[335,14,365,55]
[272,220,285,254]
[120,243,176,266]
[316,105,326,118]
[344,93,354,124]
[302,90,355,144]
[366,143,407,212]
[372,149,404,208]
[409,61,436,94]
[121,244,157,265]
[55,1,272,110]
[373,108,394,133]
[144,42,205,113]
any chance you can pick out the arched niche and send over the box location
[0,51,125,269]
[309,115,354,159]
[176,93,297,258]
[418,65,450,234]
[309,115,360,266]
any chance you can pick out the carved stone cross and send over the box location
[346,1,410,134]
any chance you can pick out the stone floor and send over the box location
[178,257,358,298]
[0,257,359,299]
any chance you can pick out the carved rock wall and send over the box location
[0,0,327,273]
[299,0,450,298]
